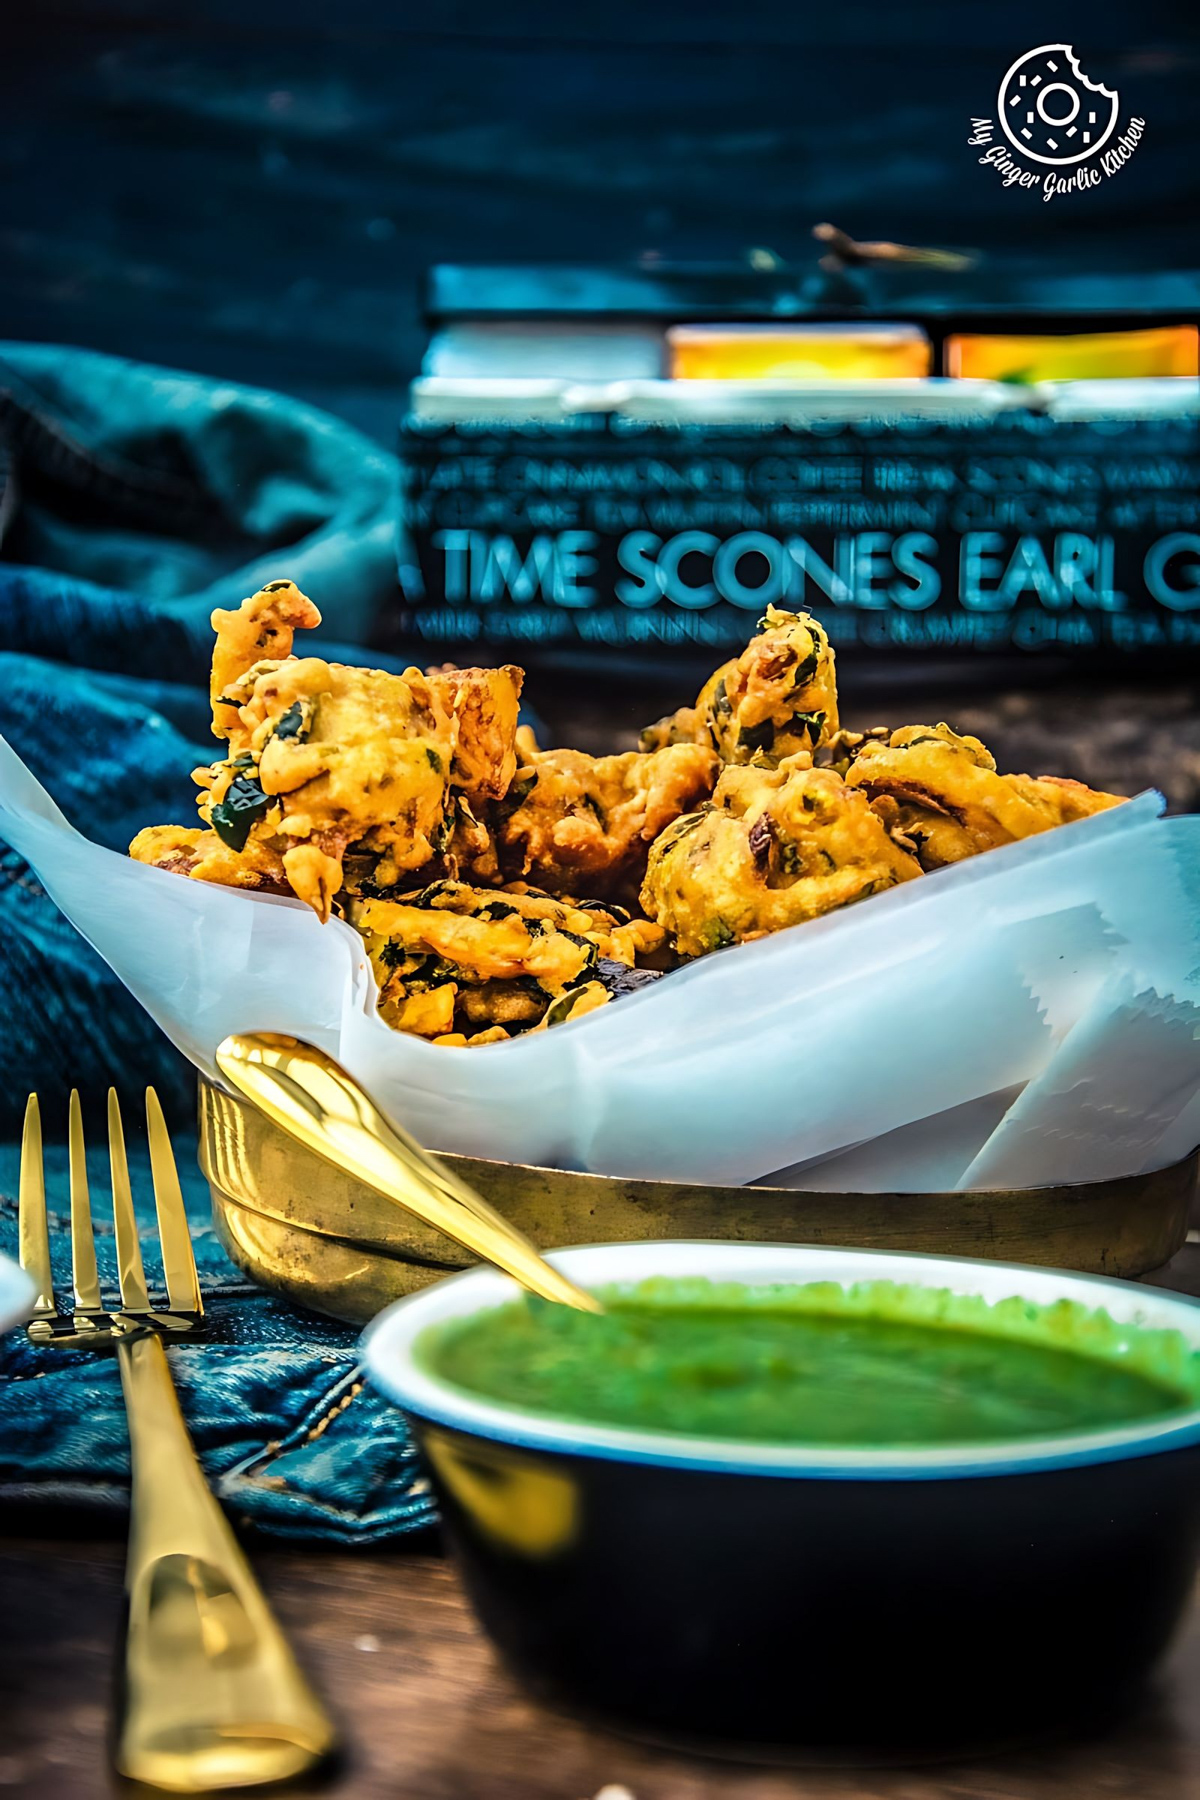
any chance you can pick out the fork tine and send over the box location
[68,1090,102,1314]
[108,1090,149,1313]
[18,1096,54,1317]
[145,1088,202,1316]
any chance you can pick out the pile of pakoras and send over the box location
[131,582,1122,1046]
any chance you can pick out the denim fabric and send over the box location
[0,1138,435,1542]
[0,343,404,1132]
[0,345,436,1542]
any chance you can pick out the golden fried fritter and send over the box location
[146,581,468,920]
[641,607,838,764]
[142,585,531,922]
[493,740,719,903]
[210,580,320,746]
[129,578,1138,1047]
[1010,773,1126,824]
[347,881,663,1043]
[843,724,1124,870]
[641,756,922,958]
[199,654,454,920]
[195,583,528,914]
[426,664,524,802]
[128,825,290,893]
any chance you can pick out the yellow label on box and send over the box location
[668,324,933,382]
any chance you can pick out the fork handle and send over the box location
[114,1331,337,1791]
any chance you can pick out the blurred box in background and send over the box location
[389,264,1200,683]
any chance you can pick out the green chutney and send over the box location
[421,1277,1200,1449]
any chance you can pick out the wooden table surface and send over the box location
[2,1243,1198,1800]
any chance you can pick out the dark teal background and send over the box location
[3,5,1196,442]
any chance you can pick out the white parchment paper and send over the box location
[962,975,1200,1188]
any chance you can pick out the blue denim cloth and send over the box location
[0,341,403,1131]
[0,1136,434,1542]
[0,345,436,1541]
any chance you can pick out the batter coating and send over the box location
[641,757,922,959]
[641,606,838,764]
[128,825,290,893]
[843,724,1123,870]
[493,734,719,903]
[348,881,664,1044]
[209,579,321,746]
[426,663,524,802]
[141,583,524,922]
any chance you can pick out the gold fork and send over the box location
[19,1087,337,1792]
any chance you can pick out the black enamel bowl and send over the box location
[363,1243,1200,1761]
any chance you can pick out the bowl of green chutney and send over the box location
[363,1242,1200,1761]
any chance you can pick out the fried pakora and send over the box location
[843,724,1123,871]
[640,756,922,958]
[348,880,664,1044]
[146,583,525,923]
[209,580,321,745]
[491,735,719,903]
[130,575,1133,1045]
[425,664,524,802]
[128,825,290,894]
[641,606,838,764]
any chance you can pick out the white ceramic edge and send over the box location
[0,1249,36,1337]
[361,1241,1200,1482]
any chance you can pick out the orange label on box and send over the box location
[946,327,1198,383]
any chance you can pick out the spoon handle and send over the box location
[215,1033,602,1313]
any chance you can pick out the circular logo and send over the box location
[998,44,1119,166]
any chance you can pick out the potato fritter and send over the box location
[492,737,719,903]
[843,724,1124,870]
[641,606,838,764]
[347,881,663,1044]
[641,757,922,958]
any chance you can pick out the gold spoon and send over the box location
[215,1033,603,1313]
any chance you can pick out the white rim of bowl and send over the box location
[0,1250,35,1338]
[361,1241,1200,1481]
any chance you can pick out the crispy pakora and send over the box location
[491,735,719,903]
[130,575,1133,1045]
[205,584,470,918]
[843,724,1123,871]
[145,582,525,923]
[640,756,922,959]
[425,663,524,802]
[209,580,321,745]
[348,880,664,1044]
[128,825,291,893]
[641,606,838,764]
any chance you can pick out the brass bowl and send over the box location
[198,1076,1198,1324]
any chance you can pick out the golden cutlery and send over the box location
[214,1033,602,1314]
[18,1088,337,1792]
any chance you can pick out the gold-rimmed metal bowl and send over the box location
[198,1076,1198,1324]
